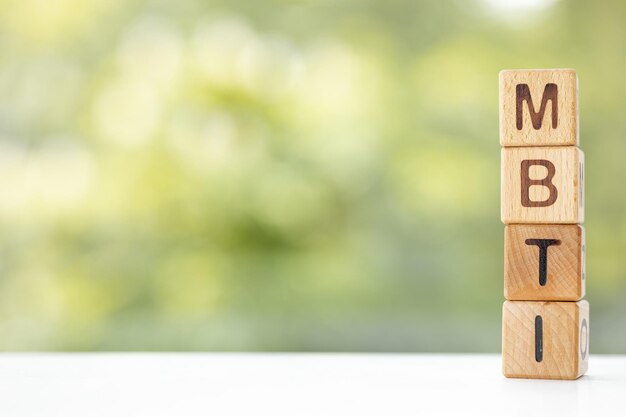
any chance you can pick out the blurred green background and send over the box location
[0,0,624,352]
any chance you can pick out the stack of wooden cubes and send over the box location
[499,69,589,379]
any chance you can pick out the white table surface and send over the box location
[0,353,624,417]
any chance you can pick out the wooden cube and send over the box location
[504,224,585,301]
[500,69,578,147]
[501,146,584,224]
[502,300,589,379]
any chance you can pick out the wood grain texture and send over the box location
[502,300,589,380]
[504,224,585,301]
[501,146,584,224]
[500,69,578,147]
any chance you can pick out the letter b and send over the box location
[520,159,558,207]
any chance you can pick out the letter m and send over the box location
[516,83,558,130]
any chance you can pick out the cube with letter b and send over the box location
[500,69,578,147]
[501,146,584,224]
